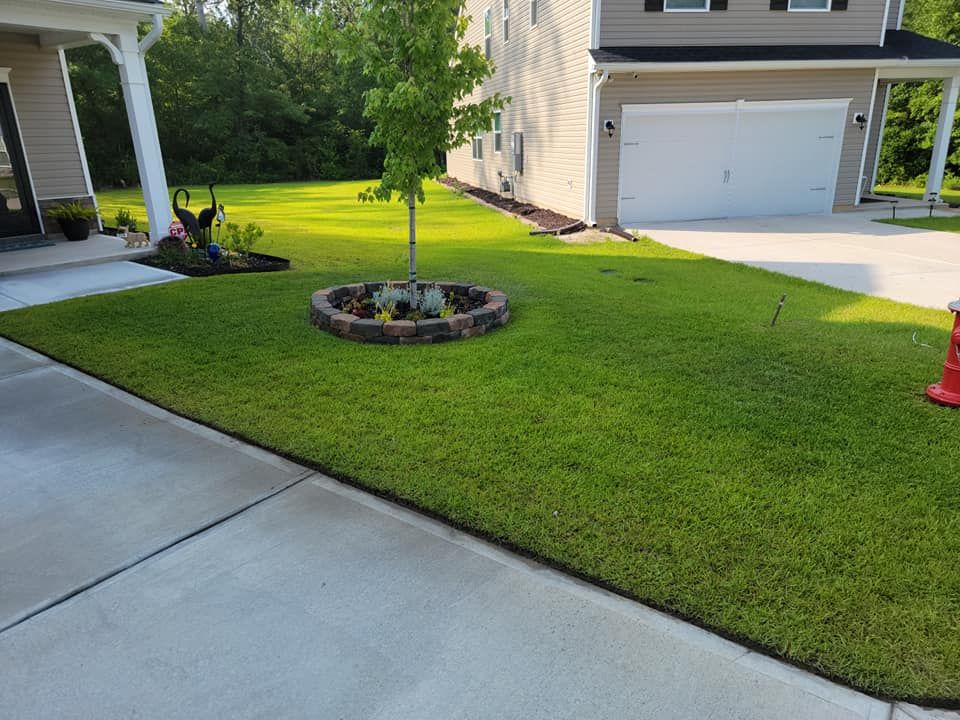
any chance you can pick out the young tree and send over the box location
[334,0,506,304]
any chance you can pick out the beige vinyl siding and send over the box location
[886,0,901,29]
[862,80,889,191]
[0,32,88,200]
[600,0,886,47]
[593,68,877,225]
[446,0,591,219]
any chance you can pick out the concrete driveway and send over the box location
[0,338,950,720]
[630,209,960,309]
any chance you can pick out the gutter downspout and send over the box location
[139,14,164,54]
[584,67,610,226]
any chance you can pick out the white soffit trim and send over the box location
[46,0,174,17]
[597,58,960,73]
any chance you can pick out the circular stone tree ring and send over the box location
[310,282,510,344]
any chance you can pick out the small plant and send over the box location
[114,208,138,231]
[342,297,374,318]
[46,201,98,222]
[373,284,410,311]
[418,286,447,318]
[223,222,264,256]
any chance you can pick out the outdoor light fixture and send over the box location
[604,120,616,138]
[854,112,867,131]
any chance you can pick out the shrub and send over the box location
[223,222,264,256]
[418,286,447,318]
[114,208,138,231]
[372,285,410,310]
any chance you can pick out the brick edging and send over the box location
[310,281,510,344]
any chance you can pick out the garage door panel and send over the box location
[620,111,736,224]
[617,100,848,224]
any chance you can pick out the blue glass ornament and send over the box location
[207,242,221,263]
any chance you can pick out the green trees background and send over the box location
[878,0,960,186]
[68,0,383,188]
[68,0,960,191]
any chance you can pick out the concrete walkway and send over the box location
[630,209,960,310]
[0,260,183,311]
[0,338,953,720]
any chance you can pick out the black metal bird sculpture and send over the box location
[172,188,202,245]
[197,183,217,245]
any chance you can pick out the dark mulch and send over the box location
[440,177,581,232]
[136,251,290,277]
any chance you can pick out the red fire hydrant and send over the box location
[927,300,960,407]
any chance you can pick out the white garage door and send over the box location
[618,99,849,225]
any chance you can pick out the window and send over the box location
[472,135,483,161]
[788,0,829,9]
[484,8,492,58]
[530,0,538,26]
[493,112,502,153]
[502,0,510,43]
[664,0,709,9]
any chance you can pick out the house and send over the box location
[0,0,171,250]
[446,0,960,226]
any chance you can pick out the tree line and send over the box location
[68,0,958,192]
[67,0,383,189]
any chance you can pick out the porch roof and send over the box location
[591,30,960,75]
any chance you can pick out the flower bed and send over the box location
[310,281,509,344]
[137,251,290,277]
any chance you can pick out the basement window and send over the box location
[493,112,502,153]
[503,0,510,42]
[530,0,538,26]
[472,135,484,161]
[664,0,709,11]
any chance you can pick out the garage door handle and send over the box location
[621,196,636,201]
[818,135,835,140]
[623,142,639,147]
[810,187,826,192]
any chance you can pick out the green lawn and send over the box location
[877,214,960,233]
[873,182,960,204]
[3,180,960,702]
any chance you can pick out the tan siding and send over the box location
[600,0,886,47]
[594,68,877,224]
[0,32,88,200]
[446,0,592,219]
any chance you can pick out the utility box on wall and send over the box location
[512,132,524,175]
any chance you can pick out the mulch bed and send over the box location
[136,251,290,277]
[439,177,583,233]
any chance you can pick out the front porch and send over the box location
[0,0,172,259]
[862,69,960,204]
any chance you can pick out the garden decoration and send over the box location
[172,188,203,246]
[197,183,218,245]
[168,219,187,242]
[207,242,221,262]
[310,281,509,345]
[215,203,225,243]
[926,299,960,407]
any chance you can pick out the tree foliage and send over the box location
[877,0,960,185]
[67,0,382,188]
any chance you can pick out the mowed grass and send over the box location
[4,181,960,702]
[877,214,960,233]
[874,182,960,204]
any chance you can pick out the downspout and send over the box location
[139,14,164,54]
[584,68,610,226]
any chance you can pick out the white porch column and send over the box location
[114,30,171,237]
[925,75,960,202]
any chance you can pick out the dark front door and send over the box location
[0,83,41,240]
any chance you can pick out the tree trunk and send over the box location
[408,191,418,307]
[196,1,208,33]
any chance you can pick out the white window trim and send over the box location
[664,0,710,12]
[472,136,484,161]
[787,0,831,12]
[493,112,502,153]
[530,0,538,27]
[502,0,510,43]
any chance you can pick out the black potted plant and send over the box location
[47,201,98,241]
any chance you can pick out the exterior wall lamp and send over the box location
[854,112,867,131]
[604,120,616,138]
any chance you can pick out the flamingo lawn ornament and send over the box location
[172,188,202,246]
[197,183,217,245]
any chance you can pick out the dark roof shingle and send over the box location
[590,30,960,65]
